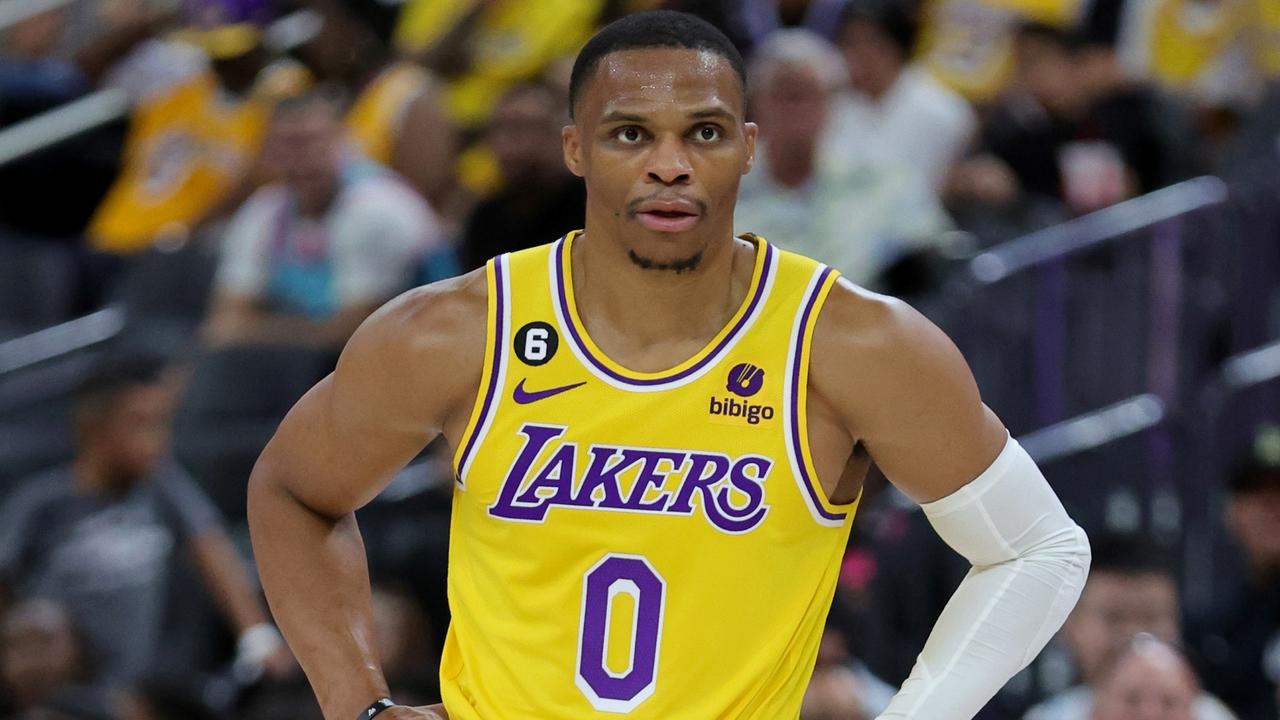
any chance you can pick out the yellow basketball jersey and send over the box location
[441,231,859,718]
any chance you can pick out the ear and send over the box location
[562,124,585,178]
[742,121,758,175]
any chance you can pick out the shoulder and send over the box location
[901,67,977,125]
[0,467,74,529]
[352,267,487,356]
[335,267,490,416]
[339,172,434,225]
[808,276,973,413]
[233,184,288,223]
[810,276,942,367]
[1023,686,1091,720]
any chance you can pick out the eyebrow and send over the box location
[599,107,738,124]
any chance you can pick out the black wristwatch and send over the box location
[358,698,396,719]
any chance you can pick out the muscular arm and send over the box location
[811,279,1090,719]
[247,271,486,719]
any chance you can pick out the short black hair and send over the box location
[73,355,168,423]
[568,10,747,119]
[1089,533,1175,579]
[838,0,921,60]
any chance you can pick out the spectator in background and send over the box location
[1188,437,1280,720]
[1112,0,1274,116]
[828,0,976,193]
[915,0,1085,103]
[1025,535,1235,720]
[204,89,443,350]
[0,358,291,698]
[459,82,586,270]
[735,29,950,288]
[1,599,110,719]
[87,0,311,256]
[296,2,457,214]
[970,22,1197,216]
[1089,634,1204,720]
[394,0,606,129]
[0,2,169,242]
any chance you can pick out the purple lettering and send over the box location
[708,456,771,533]
[667,453,730,514]
[573,446,632,509]
[515,442,578,506]
[488,424,565,521]
[490,423,772,533]
[620,450,687,511]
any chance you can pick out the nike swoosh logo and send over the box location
[512,379,586,404]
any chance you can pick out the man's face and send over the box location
[1014,35,1081,116]
[1090,645,1198,720]
[752,63,830,154]
[1064,571,1180,682]
[1228,488,1280,569]
[838,18,900,97]
[271,105,342,211]
[563,48,756,272]
[93,384,172,484]
[490,87,564,186]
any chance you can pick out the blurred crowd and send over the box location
[0,0,1278,718]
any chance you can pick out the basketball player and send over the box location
[248,11,1091,720]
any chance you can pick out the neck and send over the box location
[72,451,117,495]
[570,224,751,371]
[766,141,815,188]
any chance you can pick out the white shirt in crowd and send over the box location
[825,65,978,192]
[216,162,442,316]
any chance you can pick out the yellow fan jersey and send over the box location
[919,0,1083,101]
[394,0,603,127]
[88,63,309,254]
[442,231,859,718]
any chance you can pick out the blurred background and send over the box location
[0,0,1277,718]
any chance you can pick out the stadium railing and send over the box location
[937,177,1242,435]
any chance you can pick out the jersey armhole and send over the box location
[784,265,857,526]
[451,254,510,485]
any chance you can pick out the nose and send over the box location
[646,134,692,186]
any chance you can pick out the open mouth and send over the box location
[637,211,699,232]
[635,202,701,233]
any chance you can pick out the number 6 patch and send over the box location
[515,321,558,366]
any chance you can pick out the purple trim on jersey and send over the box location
[457,255,507,478]
[789,266,847,522]
[554,237,774,387]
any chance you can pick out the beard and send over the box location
[627,249,704,273]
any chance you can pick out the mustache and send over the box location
[625,196,707,217]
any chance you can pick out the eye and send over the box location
[693,124,723,142]
[614,126,645,144]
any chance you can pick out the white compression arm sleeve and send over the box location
[877,435,1091,719]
